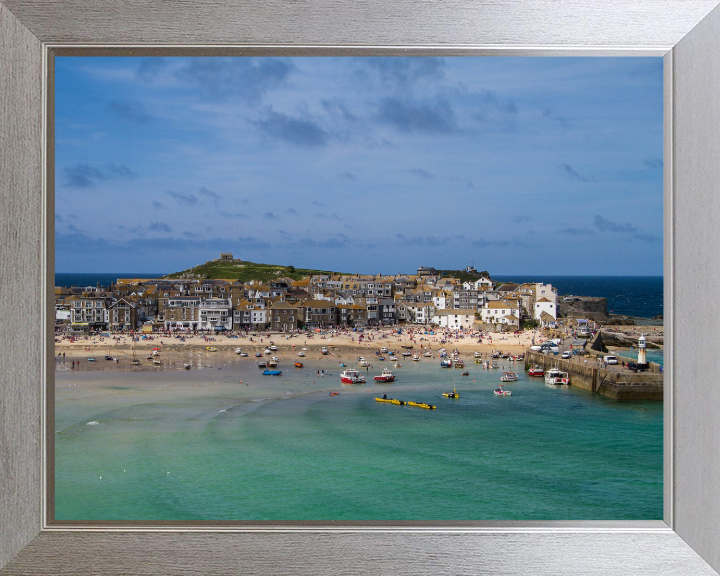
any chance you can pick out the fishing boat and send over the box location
[402,352,412,357]
[442,388,459,399]
[373,368,395,383]
[381,346,388,353]
[461,371,469,376]
[152,359,162,365]
[545,367,570,385]
[240,352,248,357]
[528,365,544,376]
[297,351,306,357]
[266,359,278,368]
[358,357,369,367]
[183,363,191,370]
[341,369,366,384]
[454,360,465,368]
[264,348,272,355]
[235,348,242,354]
[321,347,330,355]
[474,351,482,358]
[494,385,512,396]
[401,345,413,350]
[269,344,278,351]
[389,355,398,361]
[257,361,267,368]
[294,361,303,368]
[440,359,453,368]
[475,359,483,364]
[131,359,141,366]
[423,351,432,357]
[500,372,518,382]
[262,369,282,376]
[412,353,420,361]
[87,357,96,362]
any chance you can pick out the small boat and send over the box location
[381,346,388,353]
[442,388,459,399]
[407,401,436,410]
[494,386,512,396]
[440,359,453,368]
[475,360,483,364]
[104,355,113,361]
[474,351,482,358]
[302,346,308,351]
[329,392,339,396]
[258,361,267,368]
[262,369,282,376]
[389,355,398,361]
[412,353,420,361]
[375,396,406,406]
[341,368,366,384]
[206,347,218,352]
[454,361,465,368]
[255,352,262,357]
[545,368,570,385]
[264,348,272,355]
[131,359,141,366]
[358,357,369,367]
[378,356,385,361]
[146,354,153,360]
[183,363,191,370]
[235,348,243,354]
[297,351,306,357]
[461,371,469,376]
[294,362,303,368]
[373,368,395,383]
[500,372,518,382]
[240,352,248,357]
[321,347,330,355]
[153,359,162,365]
[402,352,412,357]
[87,357,96,362]
[423,351,432,357]
[401,345,413,350]
[269,345,278,351]
[528,365,545,377]
[266,360,278,367]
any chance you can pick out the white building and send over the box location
[431,309,476,329]
[534,296,557,322]
[480,300,521,328]
[198,298,233,330]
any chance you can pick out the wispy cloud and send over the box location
[263,212,278,220]
[256,109,328,147]
[109,100,152,124]
[560,227,595,236]
[376,97,457,134]
[152,201,164,209]
[512,215,534,223]
[199,186,221,203]
[362,57,446,88]
[593,215,638,233]
[560,163,590,182]
[409,168,435,181]
[149,222,172,233]
[338,172,356,180]
[166,190,198,205]
[643,158,663,170]
[61,162,136,188]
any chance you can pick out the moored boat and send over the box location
[500,372,518,382]
[321,347,330,355]
[183,363,191,370]
[442,388,459,399]
[294,361,303,368]
[373,368,395,383]
[440,359,453,368]
[544,367,570,385]
[528,365,544,377]
[358,356,369,367]
[341,368,366,384]
[206,347,218,352]
[262,369,282,376]
[297,351,306,357]
[494,385,512,396]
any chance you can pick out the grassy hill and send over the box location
[163,259,343,283]
[438,269,491,283]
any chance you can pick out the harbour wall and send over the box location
[524,350,663,401]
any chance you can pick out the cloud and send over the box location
[199,186,221,203]
[541,107,569,127]
[376,97,457,134]
[511,215,533,223]
[471,238,511,248]
[109,100,152,124]
[152,201,164,209]
[295,235,350,249]
[409,168,435,181]
[136,58,167,82]
[312,201,327,208]
[560,163,589,182]
[321,99,357,123]
[338,172,356,181]
[316,213,341,221]
[149,222,172,233]
[166,190,198,205]
[262,212,278,220]
[593,215,638,234]
[395,234,447,247]
[362,57,446,88]
[55,214,63,222]
[633,233,660,242]
[174,58,293,102]
[560,227,595,236]
[474,90,519,122]
[256,109,328,147]
[61,162,136,188]
[643,158,663,170]
[286,208,299,215]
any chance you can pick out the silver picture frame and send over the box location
[2,1,720,574]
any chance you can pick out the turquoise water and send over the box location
[54,356,662,521]
[617,349,664,366]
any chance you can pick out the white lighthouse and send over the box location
[638,334,647,366]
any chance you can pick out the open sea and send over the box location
[54,355,663,522]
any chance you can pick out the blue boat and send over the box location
[262,369,282,376]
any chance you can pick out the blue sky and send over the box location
[55,56,663,275]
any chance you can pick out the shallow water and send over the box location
[54,355,662,521]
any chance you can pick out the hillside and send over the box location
[163,259,342,283]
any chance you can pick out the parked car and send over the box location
[604,355,618,365]
[561,351,572,359]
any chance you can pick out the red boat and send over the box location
[373,368,395,383]
[528,365,545,377]
[341,369,366,384]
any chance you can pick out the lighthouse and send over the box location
[637,334,648,368]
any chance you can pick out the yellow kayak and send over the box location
[407,401,436,410]
[375,397,406,405]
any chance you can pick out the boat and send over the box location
[264,348,272,355]
[545,367,570,385]
[440,359,453,368]
[375,397,406,406]
[412,353,420,361]
[475,359,483,364]
[240,352,248,357]
[297,351,306,357]
[255,352,262,357]
[183,363,191,370]
[402,352,412,357]
[474,351,482,358]
[87,357,96,362]
[269,344,278,351]
[152,359,162,365]
[358,357,369,367]
[294,361,303,368]
[528,365,544,377]
[321,347,330,355]
[329,392,339,396]
[266,359,278,367]
[381,346,388,353]
[235,348,243,354]
[442,388,460,399]
[373,368,395,383]
[389,355,398,361]
[262,369,282,376]
[258,361,267,368]
[423,351,432,357]
[131,359,141,366]
[494,386,512,396]
[454,361,465,368]
[500,372,518,382]
[340,369,366,384]
[206,347,218,352]
[401,345,413,350]
[146,354,153,360]
[104,355,113,361]
[461,371,469,376]
[407,401,436,410]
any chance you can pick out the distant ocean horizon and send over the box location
[55,273,663,320]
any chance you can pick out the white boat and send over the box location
[374,368,395,383]
[183,363,191,370]
[412,353,420,361]
[341,369,366,384]
[269,344,278,351]
[264,348,272,355]
[474,351,482,358]
[494,386,512,396]
[358,356,369,367]
[545,368,570,385]
[235,348,243,354]
[240,352,248,357]
[152,359,162,365]
[381,346,388,353]
[321,347,330,355]
[500,372,518,382]
[423,351,432,357]
[389,355,398,361]
[297,351,306,357]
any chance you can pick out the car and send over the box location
[561,351,571,359]
[604,355,618,365]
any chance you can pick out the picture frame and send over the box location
[1,1,719,574]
